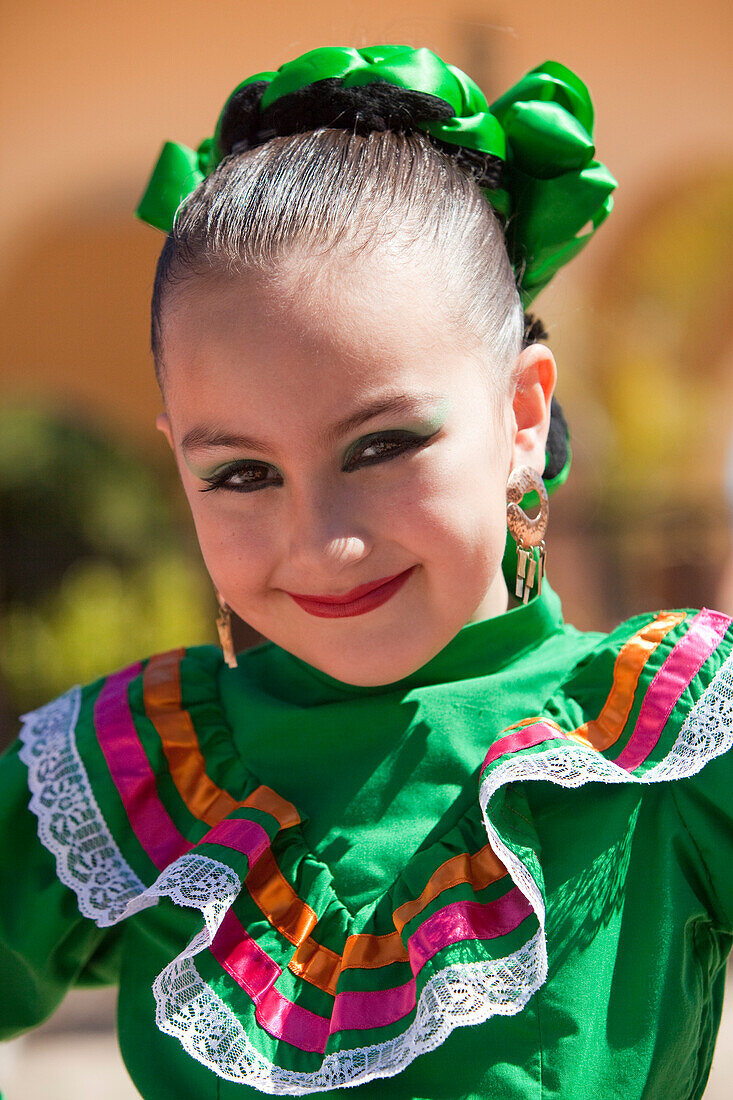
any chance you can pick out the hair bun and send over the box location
[218,78,453,155]
[522,312,548,346]
[263,79,452,136]
[544,398,569,482]
[217,81,270,157]
[217,77,504,190]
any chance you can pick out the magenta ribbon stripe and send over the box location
[94,663,193,870]
[407,891,533,975]
[205,817,271,863]
[91,663,538,1053]
[94,667,273,869]
[481,722,564,773]
[328,888,533,1033]
[211,882,533,1043]
[330,979,417,1033]
[614,608,731,772]
[211,881,533,1043]
[212,909,331,1054]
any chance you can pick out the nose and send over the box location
[287,482,372,575]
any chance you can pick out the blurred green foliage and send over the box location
[0,404,213,720]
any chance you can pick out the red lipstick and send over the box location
[285,567,416,618]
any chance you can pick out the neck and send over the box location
[468,568,511,624]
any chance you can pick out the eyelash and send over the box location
[199,430,436,494]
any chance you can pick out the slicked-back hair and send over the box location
[150,128,523,392]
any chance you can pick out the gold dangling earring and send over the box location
[506,467,549,604]
[215,591,238,668]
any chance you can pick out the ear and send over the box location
[509,343,557,474]
[156,411,174,451]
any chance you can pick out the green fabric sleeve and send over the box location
[669,750,733,932]
[0,739,121,1039]
[538,608,733,933]
[660,621,733,932]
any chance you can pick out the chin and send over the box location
[324,661,412,688]
[322,665,411,688]
[305,630,445,687]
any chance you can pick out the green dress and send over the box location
[1,579,732,1099]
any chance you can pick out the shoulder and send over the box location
[558,607,731,745]
[572,607,731,767]
[482,606,733,785]
[19,645,230,831]
[478,607,733,934]
[16,644,291,924]
[28,640,272,765]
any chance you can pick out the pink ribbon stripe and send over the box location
[330,978,417,1033]
[205,817,271,864]
[481,722,564,773]
[94,670,273,871]
[94,663,193,870]
[408,890,533,975]
[614,608,731,772]
[212,909,330,1054]
[213,889,532,1045]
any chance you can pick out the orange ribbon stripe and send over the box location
[242,785,301,830]
[341,931,408,971]
[143,650,300,830]
[243,851,345,995]
[498,611,687,752]
[392,844,507,936]
[575,610,686,751]
[245,850,320,945]
[144,649,240,825]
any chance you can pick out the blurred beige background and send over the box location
[1,0,733,1097]
[2,0,733,629]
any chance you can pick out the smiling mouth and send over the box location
[285,566,417,618]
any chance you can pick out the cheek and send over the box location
[184,489,276,591]
[380,440,507,560]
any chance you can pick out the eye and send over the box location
[199,461,282,493]
[342,430,435,473]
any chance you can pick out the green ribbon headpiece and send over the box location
[136,45,617,303]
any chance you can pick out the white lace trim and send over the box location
[19,691,241,930]
[17,647,733,1094]
[643,647,733,780]
[19,689,149,926]
[152,929,544,1095]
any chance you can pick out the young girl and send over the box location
[1,44,731,1100]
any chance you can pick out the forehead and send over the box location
[160,247,482,416]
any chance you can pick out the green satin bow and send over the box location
[136,45,617,305]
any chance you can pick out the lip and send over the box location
[285,566,416,618]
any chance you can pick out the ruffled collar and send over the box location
[17,599,733,1093]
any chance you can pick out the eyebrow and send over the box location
[180,393,444,456]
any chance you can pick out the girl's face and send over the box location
[158,249,554,685]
